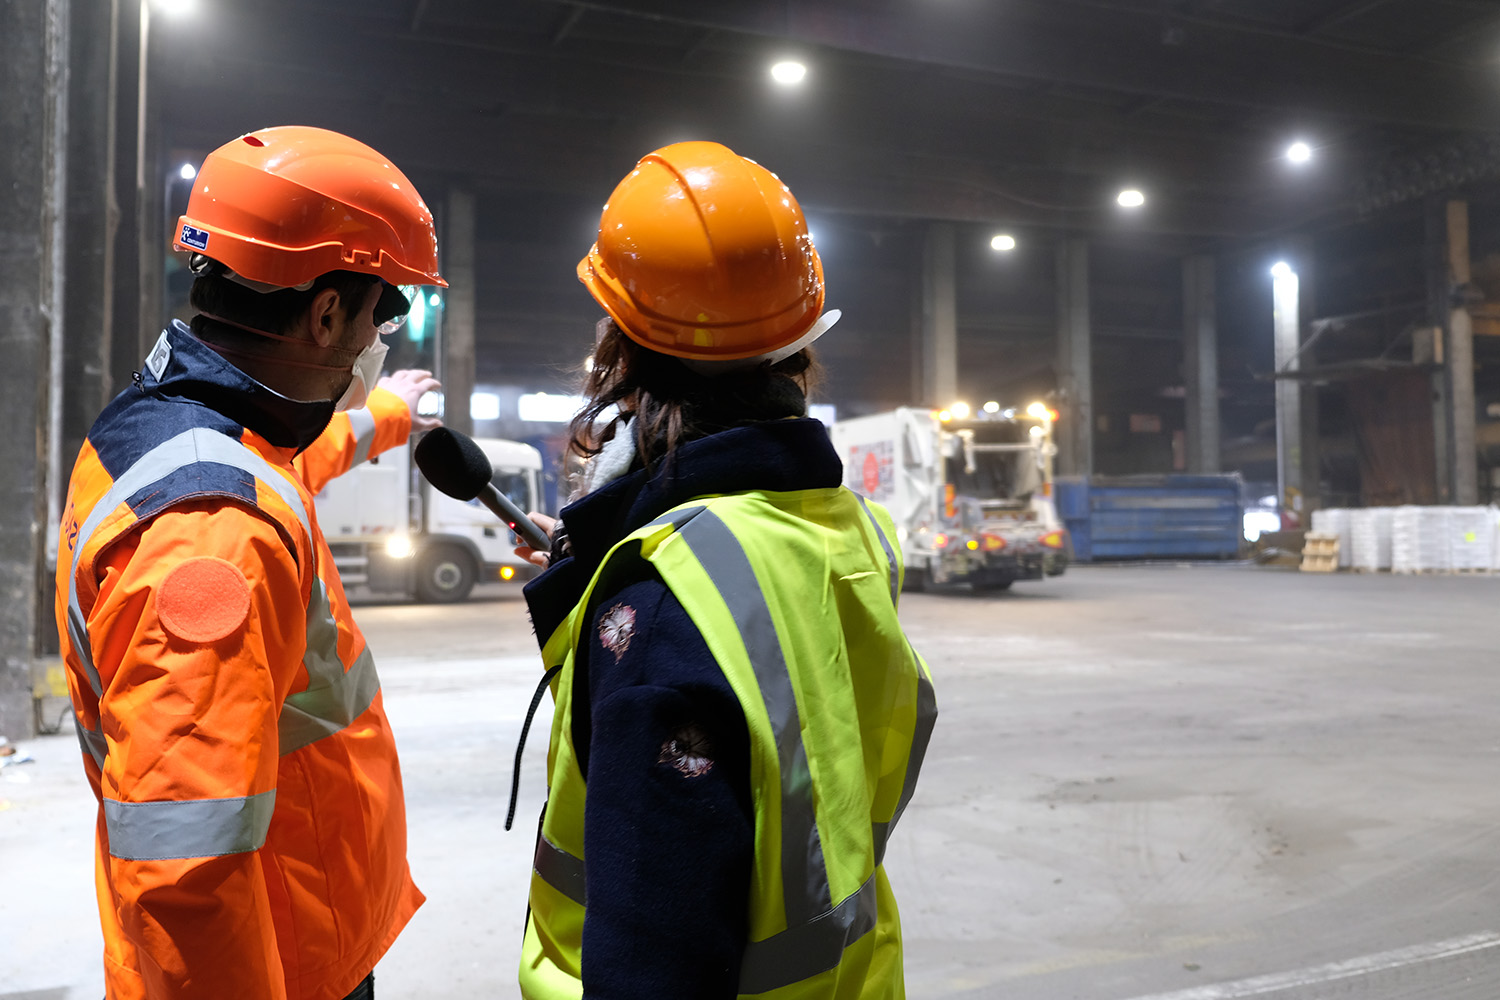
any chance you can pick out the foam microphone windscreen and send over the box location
[414,426,494,501]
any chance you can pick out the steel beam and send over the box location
[919,222,958,409]
[1182,254,1219,473]
[1056,239,1093,477]
[443,188,478,438]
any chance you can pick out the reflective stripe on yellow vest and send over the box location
[520,488,937,999]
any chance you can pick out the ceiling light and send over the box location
[1286,141,1313,164]
[152,0,195,15]
[1117,189,1146,209]
[983,401,1001,413]
[770,60,807,86]
[1270,261,1293,279]
[178,163,196,180]
[990,234,1016,252]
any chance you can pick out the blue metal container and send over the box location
[1054,474,1244,562]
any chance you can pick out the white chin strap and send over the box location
[679,309,841,376]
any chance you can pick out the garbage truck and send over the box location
[315,433,545,602]
[829,405,1069,591]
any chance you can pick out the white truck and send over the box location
[315,434,545,602]
[829,406,1069,591]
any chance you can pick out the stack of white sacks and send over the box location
[1348,507,1394,571]
[1314,505,1499,572]
[1391,506,1451,573]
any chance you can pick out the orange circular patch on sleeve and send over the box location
[155,557,253,644]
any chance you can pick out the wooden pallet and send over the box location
[1301,532,1340,573]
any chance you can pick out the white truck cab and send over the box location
[316,434,545,602]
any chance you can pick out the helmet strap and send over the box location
[196,312,354,372]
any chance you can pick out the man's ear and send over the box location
[304,287,344,348]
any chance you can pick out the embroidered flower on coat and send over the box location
[658,724,714,777]
[597,603,636,662]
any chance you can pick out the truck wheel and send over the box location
[902,567,928,593]
[415,545,476,603]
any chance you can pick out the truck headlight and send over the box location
[385,535,414,559]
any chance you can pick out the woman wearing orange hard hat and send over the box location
[511,141,937,998]
[56,125,445,1000]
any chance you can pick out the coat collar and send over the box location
[141,320,336,452]
[523,418,843,644]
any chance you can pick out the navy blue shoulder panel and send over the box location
[88,386,258,520]
[88,384,246,478]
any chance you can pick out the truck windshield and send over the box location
[491,469,532,511]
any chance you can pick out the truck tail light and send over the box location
[933,533,950,550]
[965,539,980,551]
[982,534,1006,551]
[500,566,516,581]
[1041,530,1067,549]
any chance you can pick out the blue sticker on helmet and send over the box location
[180,224,210,251]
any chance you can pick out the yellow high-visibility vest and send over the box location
[520,487,937,998]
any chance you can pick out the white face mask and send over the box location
[334,338,389,412]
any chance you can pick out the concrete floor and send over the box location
[6,564,1500,999]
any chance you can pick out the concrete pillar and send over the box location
[110,0,142,392]
[1294,243,1321,515]
[1055,238,1092,476]
[1182,254,1219,473]
[1271,263,1302,519]
[443,187,477,438]
[919,222,958,408]
[1425,198,1453,503]
[61,0,119,530]
[134,0,162,357]
[0,0,67,738]
[1446,200,1478,505]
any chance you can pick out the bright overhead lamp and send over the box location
[990,234,1017,252]
[1286,141,1313,164]
[1270,261,1294,279]
[950,401,971,420]
[152,0,196,15]
[177,163,197,180]
[983,401,1001,413]
[769,60,808,86]
[1117,189,1146,209]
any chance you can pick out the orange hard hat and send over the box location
[175,126,446,290]
[578,141,825,362]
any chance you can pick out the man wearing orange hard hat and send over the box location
[511,141,937,998]
[54,126,446,1000]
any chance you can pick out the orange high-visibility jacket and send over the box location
[55,325,422,1000]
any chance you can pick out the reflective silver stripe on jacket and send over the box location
[68,425,380,765]
[279,576,381,755]
[103,789,276,861]
[853,495,938,865]
[738,871,880,995]
[856,495,899,604]
[535,834,587,905]
[677,509,833,924]
[345,407,378,468]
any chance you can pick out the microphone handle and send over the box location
[477,483,553,551]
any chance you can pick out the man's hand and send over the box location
[377,369,442,434]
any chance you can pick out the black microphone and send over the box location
[414,427,553,551]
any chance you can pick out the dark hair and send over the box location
[188,268,379,340]
[567,320,823,472]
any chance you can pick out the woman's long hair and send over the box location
[567,319,823,473]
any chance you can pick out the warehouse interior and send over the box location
[7,1,1500,997]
